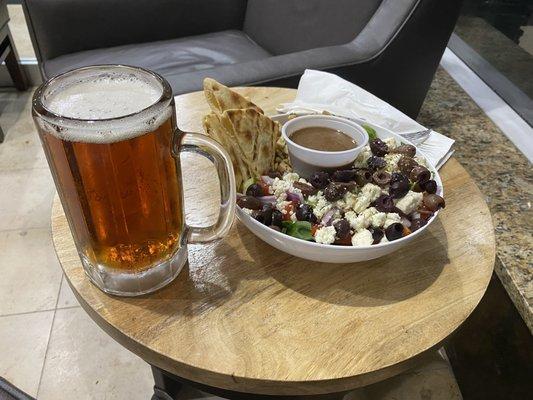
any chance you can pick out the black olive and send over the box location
[331,169,356,182]
[372,171,391,187]
[397,156,419,176]
[333,219,351,239]
[354,169,372,186]
[392,144,416,158]
[369,138,389,157]
[245,183,264,197]
[385,223,404,241]
[421,179,437,194]
[367,156,386,171]
[261,204,273,226]
[293,181,318,196]
[309,171,330,189]
[267,171,282,179]
[373,194,395,212]
[237,196,262,210]
[253,211,265,224]
[324,182,346,202]
[372,228,384,244]
[410,218,427,231]
[412,182,424,192]
[271,210,283,228]
[389,173,410,199]
[295,204,317,223]
[410,165,430,184]
[423,194,445,211]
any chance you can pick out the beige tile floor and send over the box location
[0,90,463,400]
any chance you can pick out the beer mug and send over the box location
[32,65,236,296]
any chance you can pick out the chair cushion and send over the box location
[244,0,383,55]
[43,30,271,80]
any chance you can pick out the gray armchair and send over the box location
[23,0,462,118]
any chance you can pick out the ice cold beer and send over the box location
[36,72,184,272]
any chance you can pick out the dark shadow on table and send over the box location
[124,217,451,320]
[236,218,451,308]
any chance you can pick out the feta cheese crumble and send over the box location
[395,191,423,214]
[383,213,401,228]
[351,229,373,246]
[315,226,337,244]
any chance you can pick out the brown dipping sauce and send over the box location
[290,127,357,152]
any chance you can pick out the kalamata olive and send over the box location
[337,182,357,192]
[372,171,391,187]
[293,181,318,196]
[372,228,384,244]
[237,196,262,210]
[295,204,317,223]
[392,144,416,158]
[367,156,386,171]
[324,182,347,201]
[354,169,372,186]
[398,156,419,175]
[369,138,389,157]
[333,219,351,239]
[385,223,404,241]
[421,179,437,194]
[332,169,356,182]
[389,173,410,199]
[271,210,283,228]
[246,183,264,197]
[309,171,330,189]
[412,182,423,192]
[410,165,430,184]
[261,204,274,226]
[267,171,282,179]
[410,218,427,231]
[269,225,281,232]
[418,205,434,221]
[373,194,395,212]
[423,194,445,211]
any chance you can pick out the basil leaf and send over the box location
[362,124,377,140]
[284,221,314,241]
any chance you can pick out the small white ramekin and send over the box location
[281,115,369,178]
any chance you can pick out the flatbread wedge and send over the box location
[203,78,263,115]
[203,112,251,190]
[222,109,279,178]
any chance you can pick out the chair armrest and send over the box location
[23,0,247,61]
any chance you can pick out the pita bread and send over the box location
[223,109,279,177]
[203,113,250,190]
[203,78,263,115]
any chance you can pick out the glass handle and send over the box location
[178,132,236,243]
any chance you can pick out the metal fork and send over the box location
[402,129,432,145]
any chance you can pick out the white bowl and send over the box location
[282,115,368,178]
[236,114,443,263]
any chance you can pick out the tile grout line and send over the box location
[35,273,64,398]
[0,226,53,234]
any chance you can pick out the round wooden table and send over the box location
[50,88,495,399]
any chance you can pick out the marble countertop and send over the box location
[418,68,532,332]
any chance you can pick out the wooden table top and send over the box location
[51,87,495,396]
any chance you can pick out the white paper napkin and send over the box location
[277,70,454,169]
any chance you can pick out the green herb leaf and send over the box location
[362,124,377,140]
[283,221,314,241]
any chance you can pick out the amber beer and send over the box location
[35,67,185,273]
[34,66,236,296]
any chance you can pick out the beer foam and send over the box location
[39,71,173,144]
